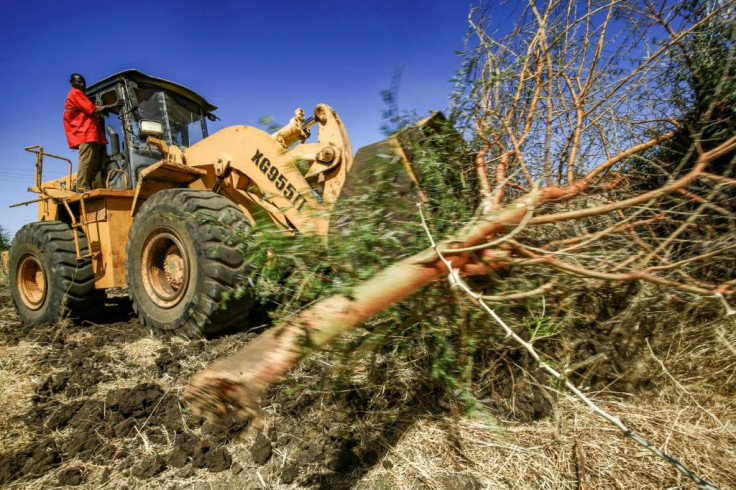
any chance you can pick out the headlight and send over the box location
[138,120,164,139]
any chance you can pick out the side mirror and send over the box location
[138,120,164,140]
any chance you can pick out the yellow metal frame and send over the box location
[14,103,354,289]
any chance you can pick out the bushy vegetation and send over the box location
[227,120,500,404]
[0,225,10,252]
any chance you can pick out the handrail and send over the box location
[24,145,74,193]
[105,168,129,189]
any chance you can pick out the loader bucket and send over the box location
[341,112,473,211]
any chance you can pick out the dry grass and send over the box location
[355,392,735,490]
[0,340,49,452]
[329,306,736,489]
[0,286,44,454]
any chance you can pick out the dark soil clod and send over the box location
[250,431,273,465]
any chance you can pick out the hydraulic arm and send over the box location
[142,103,353,235]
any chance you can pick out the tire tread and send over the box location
[126,189,254,338]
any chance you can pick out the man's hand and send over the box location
[105,100,125,112]
[96,100,124,116]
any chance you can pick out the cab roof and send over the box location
[86,69,217,113]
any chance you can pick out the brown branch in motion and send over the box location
[492,150,515,209]
[186,5,736,465]
[186,128,735,419]
[505,180,529,193]
[475,142,493,202]
[581,132,676,185]
[186,190,544,418]
[543,215,665,252]
[700,172,736,186]
[671,188,732,216]
[530,135,736,224]
[512,248,728,296]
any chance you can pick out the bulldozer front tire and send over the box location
[125,189,254,338]
[8,221,101,326]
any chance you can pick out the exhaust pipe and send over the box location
[106,125,120,156]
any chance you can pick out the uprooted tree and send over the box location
[188,0,735,438]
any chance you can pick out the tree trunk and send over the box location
[186,190,541,418]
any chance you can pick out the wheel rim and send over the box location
[140,229,190,309]
[17,253,46,310]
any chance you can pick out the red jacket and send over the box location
[63,87,107,148]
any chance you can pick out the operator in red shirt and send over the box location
[63,73,119,192]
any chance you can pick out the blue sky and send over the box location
[0,0,520,237]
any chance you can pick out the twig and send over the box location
[481,279,558,302]
[438,197,536,255]
[133,425,153,455]
[714,293,736,317]
[257,470,267,487]
[574,436,590,490]
[714,326,736,357]
[139,388,172,432]
[416,202,719,490]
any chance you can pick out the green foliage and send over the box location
[652,1,735,173]
[0,225,11,251]
[379,66,408,136]
[256,114,283,133]
[227,117,504,400]
[521,308,564,344]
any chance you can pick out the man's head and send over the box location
[70,74,86,91]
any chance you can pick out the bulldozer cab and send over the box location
[85,70,216,190]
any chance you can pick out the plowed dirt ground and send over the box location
[1,284,734,489]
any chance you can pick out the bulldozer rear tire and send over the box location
[8,221,102,326]
[125,189,254,338]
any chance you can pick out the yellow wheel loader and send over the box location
[3,70,355,338]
